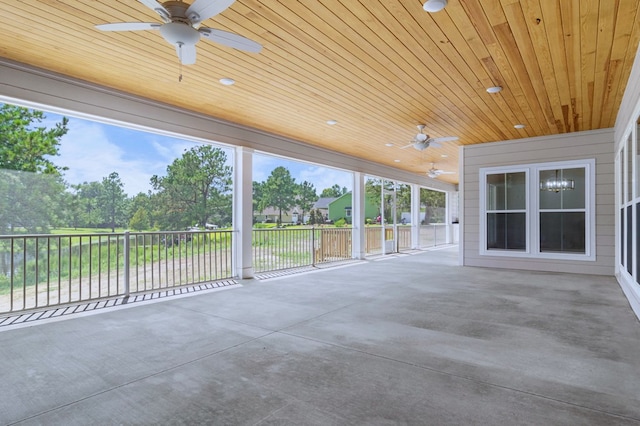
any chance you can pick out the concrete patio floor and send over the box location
[1,247,639,425]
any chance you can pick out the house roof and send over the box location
[1,1,639,185]
[313,197,338,210]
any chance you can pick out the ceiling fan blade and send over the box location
[176,43,197,64]
[399,143,415,149]
[138,0,170,18]
[96,22,161,32]
[187,0,235,24]
[439,171,455,175]
[431,136,459,143]
[429,141,442,148]
[199,28,262,53]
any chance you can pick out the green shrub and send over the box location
[334,218,346,228]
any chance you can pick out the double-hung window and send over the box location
[480,159,595,261]
[485,170,527,251]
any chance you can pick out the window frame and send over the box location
[479,159,596,261]
[482,167,529,253]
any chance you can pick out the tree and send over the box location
[420,188,446,224]
[0,104,69,174]
[0,170,66,233]
[151,145,232,230]
[73,181,106,228]
[0,104,69,234]
[253,181,265,216]
[98,172,128,232]
[296,180,317,224]
[259,166,298,226]
[320,184,347,198]
[129,207,150,231]
[128,192,156,229]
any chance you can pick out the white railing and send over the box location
[0,230,233,314]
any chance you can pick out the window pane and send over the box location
[539,168,585,210]
[636,118,640,197]
[636,203,640,285]
[540,212,585,253]
[506,172,526,210]
[486,174,505,210]
[621,208,626,267]
[486,172,525,210]
[561,168,585,209]
[487,212,526,250]
[620,151,625,206]
[628,134,634,202]
[539,169,561,209]
[628,205,633,274]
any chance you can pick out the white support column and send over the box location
[233,146,254,279]
[445,191,451,244]
[411,184,421,249]
[352,172,366,259]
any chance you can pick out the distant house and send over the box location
[312,197,337,222]
[254,206,301,224]
[327,192,378,224]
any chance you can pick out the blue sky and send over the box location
[39,110,353,196]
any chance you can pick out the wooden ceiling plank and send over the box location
[516,0,568,133]
[539,0,575,133]
[365,0,516,142]
[559,0,582,132]
[473,1,550,135]
[591,0,617,129]
[292,0,481,140]
[446,4,539,139]
[579,0,599,132]
[360,0,506,140]
[242,2,482,146]
[601,1,640,127]
[490,1,559,134]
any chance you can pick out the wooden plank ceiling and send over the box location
[1,0,639,184]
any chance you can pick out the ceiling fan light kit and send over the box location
[423,0,448,13]
[400,124,459,151]
[159,21,201,46]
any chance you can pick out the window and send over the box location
[345,207,352,218]
[485,171,527,251]
[539,167,585,253]
[480,160,595,261]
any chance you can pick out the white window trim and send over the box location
[479,159,596,261]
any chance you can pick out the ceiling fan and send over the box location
[426,163,455,179]
[95,0,262,65]
[400,125,458,151]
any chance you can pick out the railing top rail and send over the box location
[0,229,234,239]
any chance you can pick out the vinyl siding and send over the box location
[462,129,615,276]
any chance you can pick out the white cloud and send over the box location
[298,166,352,193]
[58,121,166,196]
[149,138,196,163]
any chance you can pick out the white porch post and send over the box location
[411,184,420,249]
[233,146,254,279]
[352,172,366,259]
[445,191,451,244]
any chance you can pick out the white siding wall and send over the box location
[462,129,615,276]
[613,45,640,318]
